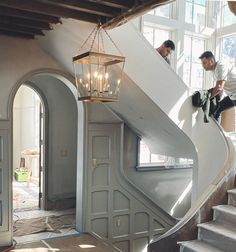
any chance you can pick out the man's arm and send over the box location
[212,80,225,96]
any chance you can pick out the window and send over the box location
[221,35,236,65]
[215,1,236,28]
[138,140,193,168]
[148,3,172,18]
[139,140,167,165]
[155,4,171,18]
[141,0,236,92]
[143,23,170,48]
[222,1,236,27]
[154,28,170,48]
[143,25,154,45]
[183,35,205,92]
[185,0,207,26]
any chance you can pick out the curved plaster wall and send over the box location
[30,75,78,200]
[37,20,228,201]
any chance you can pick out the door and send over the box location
[39,103,45,209]
[86,123,123,242]
[0,124,11,245]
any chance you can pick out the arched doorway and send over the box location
[13,84,44,211]
[9,70,85,242]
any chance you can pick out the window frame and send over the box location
[183,34,206,92]
[185,0,207,26]
[137,139,193,171]
[141,0,236,92]
[220,34,236,66]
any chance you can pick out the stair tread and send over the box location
[227,188,236,194]
[198,221,236,239]
[179,240,224,252]
[213,204,236,215]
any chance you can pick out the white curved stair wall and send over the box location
[37,19,228,201]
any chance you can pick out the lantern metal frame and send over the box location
[73,24,125,102]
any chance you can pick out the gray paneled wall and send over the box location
[86,123,175,252]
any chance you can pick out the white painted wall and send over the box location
[0,35,62,119]
[30,75,78,199]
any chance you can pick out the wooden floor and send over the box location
[8,233,119,252]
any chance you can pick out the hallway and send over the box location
[13,175,78,243]
[13,180,39,211]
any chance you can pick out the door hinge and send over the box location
[39,192,43,199]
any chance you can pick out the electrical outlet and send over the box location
[116,219,121,227]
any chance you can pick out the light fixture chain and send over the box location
[100,29,105,53]
[90,26,99,52]
[76,25,97,53]
[103,28,123,56]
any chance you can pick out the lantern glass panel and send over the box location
[73,52,125,102]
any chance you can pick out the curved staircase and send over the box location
[179,188,236,251]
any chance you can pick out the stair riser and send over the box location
[213,209,236,226]
[228,193,236,207]
[198,227,236,252]
[179,245,196,252]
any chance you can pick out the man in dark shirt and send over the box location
[156,40,175,65]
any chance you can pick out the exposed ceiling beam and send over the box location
[228,1,236,15]
[0,29,34,39]
[103,0,175,29]
[0,23,44,36]
[48,0,120,17]
[0,0,174,39]
[85,0,133,9]
[0,6,61,23]
[0,0,100,24]
[0,16,52,30]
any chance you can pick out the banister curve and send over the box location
[148,123,236,252]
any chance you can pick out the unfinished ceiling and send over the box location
[0,0,174,39]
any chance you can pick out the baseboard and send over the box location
[45,197,76,210]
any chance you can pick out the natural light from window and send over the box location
[143,23,170,48]
[148,3,171,18]
[183,35,205,92]
[222,1,236,27]
[142,0,236,113]
[222,35,236,66]
[185,0,206,26]
[139,140,193,168]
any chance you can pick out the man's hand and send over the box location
[212,80,225,97]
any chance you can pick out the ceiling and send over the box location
[0,0,173,39]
